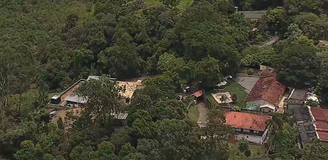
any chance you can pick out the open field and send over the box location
[228,142,267,159]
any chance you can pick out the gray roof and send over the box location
[290,89,308,100]
[64,93,87,104]
[111,112,129,120]
[294,107,312,123]
[238,10,267,20]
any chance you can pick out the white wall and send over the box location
[235,129,269,144]
[236,134,263,144]
[246,100,276,112]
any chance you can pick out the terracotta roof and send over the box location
[309,107,328,122]
[192,90,203,98]
[309,107,328,142]
[246,77,285,105]
[317,131,328,142]
[224,111,272,131]
[259,70,277,78]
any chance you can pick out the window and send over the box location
[243,129,250,133]
[254,130,259,134]
[235,128,241,132]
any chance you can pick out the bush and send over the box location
[239,139,249,153]
[247,68,254,75]
[244,150,251,157]
[232,94,237,103]
[232,106,241,112]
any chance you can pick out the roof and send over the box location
[260,104,275,110]
[87,76,100,81]
[224,111,272,131]
[192,90,203,98]
[238,10,267,20]
[246,77,286,105]
[309,107,328,122]
[290,89,308,101]
[64,93,87,104]
[317,131,328,142]
[259,70,277,78]
[294,107,312,123]
[309,107,328,142]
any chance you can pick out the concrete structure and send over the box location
[225,111,272,144]
[287,88,307,111]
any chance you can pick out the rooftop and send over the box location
[246,77,286,105]
[192,90,203,98]
[289,89,308,101]
[238,10,267,20]
[224,111,272,131]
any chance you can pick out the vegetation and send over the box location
[2,0,328,159]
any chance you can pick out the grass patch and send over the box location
[144,0,193,10]
[207,82,247,108]
[187,106,199,124]
[228,142,267,159]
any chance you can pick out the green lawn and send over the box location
[187,106,199,124]
[207,82,247,108]
[228,142,267,159]
[144,0,193,10]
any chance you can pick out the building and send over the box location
[287,89,308,111]
[237,10,267,21]
[295,107,328,148]
[246,76,285,112]
[225,111,272,144]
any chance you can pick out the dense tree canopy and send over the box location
[2,0,328,159]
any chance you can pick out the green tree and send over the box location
[239,138,249,153]
[76,76,124,126]
[14,141,43,160]
[195,56,223,87]
[119,143,137,158]
[160,0,180,8]
[302,138,328,160]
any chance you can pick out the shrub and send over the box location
[247,68,254,75]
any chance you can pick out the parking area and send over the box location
[234,76,259,93]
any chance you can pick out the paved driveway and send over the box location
[234,77,259,93]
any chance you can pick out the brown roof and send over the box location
[310,107,328,122]
[246,77,285,105]
[259,70,277,78]
[224,111,272,131]
[309,107,328,141]
[192,90,203,98]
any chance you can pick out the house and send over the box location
[246,76,285,112]
[225,111,272,144]
[319,40,328,47]
[237,10,267,21]
[287,88,308,111]
[295,107,328,148]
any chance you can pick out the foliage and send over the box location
[238,138,249,153]
[301,138,328,160]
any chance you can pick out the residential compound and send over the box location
[50,76,142,107]
[225,111,272,144]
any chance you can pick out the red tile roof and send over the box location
[309,107,328,141]
[224,111,272,131]
[316,131,328,142]
[310,107,328,122]
[246,77,285,105]
[192,90,203,98]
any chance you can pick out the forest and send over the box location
[1,0,328,159]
